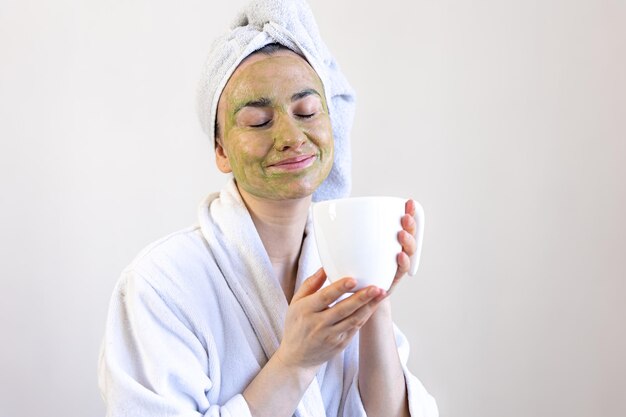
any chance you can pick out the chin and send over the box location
[270,185,317,201]
[261,179,322,201]
[243,167,331,201]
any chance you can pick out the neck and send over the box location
[237,184,312,300]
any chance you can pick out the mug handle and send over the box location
[408,199,425,276]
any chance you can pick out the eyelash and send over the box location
[250,120,271,128]
[249,113,315,128]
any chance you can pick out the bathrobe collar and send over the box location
[198,178,325,417]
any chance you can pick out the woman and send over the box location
[98,1,438,416]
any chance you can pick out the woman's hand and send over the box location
[275,268,386,371]
[388,199,418,295]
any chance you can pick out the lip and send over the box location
[268,154,316,170]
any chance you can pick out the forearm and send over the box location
[243,350,318,417]
[358,299,410,417]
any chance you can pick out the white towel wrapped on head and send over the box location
[196,0,356,201]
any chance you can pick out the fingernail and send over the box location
[345,280,356,289]
[373,290,386,301]
[367,287,378,297]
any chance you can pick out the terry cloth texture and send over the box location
[98,178,439,417]
[196,0,356,202]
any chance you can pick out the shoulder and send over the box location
[117,224,222,307]
[130,224,211,272]
[130,224,206,267]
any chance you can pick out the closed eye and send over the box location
[250,120,271,128]
[292,94,322,119]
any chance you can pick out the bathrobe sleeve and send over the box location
[340,325,439,417]
[395,325,439,417]
[98,269,252,417]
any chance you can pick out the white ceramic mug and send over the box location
[312,196,425,291]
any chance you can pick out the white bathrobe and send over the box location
[98,179,438,417]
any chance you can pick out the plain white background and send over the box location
[1,0,624,416]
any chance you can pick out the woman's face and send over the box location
[215,50,334,201]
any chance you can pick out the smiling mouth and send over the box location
[268,154,316,170]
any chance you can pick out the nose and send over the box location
[272,113,306,151]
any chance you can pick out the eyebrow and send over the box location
[233,89,321,115]
[233,97,272,115]
[291,88,321,102]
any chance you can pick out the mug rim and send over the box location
[313,196,409,206]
